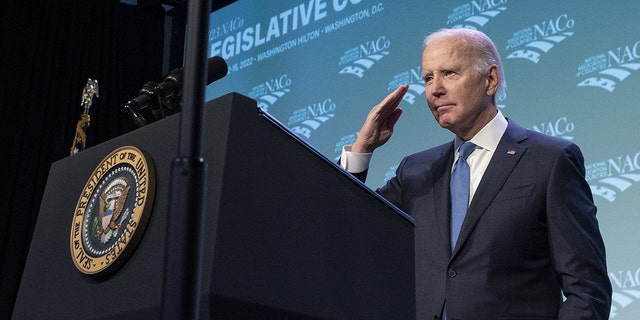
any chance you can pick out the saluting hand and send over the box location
[351,84,408,153]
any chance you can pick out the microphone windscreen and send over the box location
[207,56,228,84]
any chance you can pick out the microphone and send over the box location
[206,55,229,84]
[125,56,228,127]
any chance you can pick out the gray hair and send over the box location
[423,28,507,100]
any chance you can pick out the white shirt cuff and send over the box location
[340,145,373,173]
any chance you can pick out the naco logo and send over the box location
[446,0,507,30]
[609,268,640,318]
[576,40,640,92]
[339,36,391,78]
[387,67,425,105]
[586,151,640,202]
[506,14,575,64]
[288,98,336,139]
[247,74,292,112]
[528,117,575,141]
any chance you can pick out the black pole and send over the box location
[161,0,211,319]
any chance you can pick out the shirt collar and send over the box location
[454,110,508,153]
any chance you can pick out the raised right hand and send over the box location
[351,84,408,153]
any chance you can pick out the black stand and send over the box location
[161,0,211,319]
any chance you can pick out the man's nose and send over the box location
[430,76,445,97]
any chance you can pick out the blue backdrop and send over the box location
[206,1,640,318]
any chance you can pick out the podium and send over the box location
[13,93,415,319]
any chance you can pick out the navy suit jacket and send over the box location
[366,120,611,319]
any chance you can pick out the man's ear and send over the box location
[486,65,499,96]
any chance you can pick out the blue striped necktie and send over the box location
[450,141,476,251]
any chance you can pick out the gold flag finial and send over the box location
[70,79,99,155]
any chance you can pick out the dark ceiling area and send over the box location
[127,0,236,11]
[142,0,238,73]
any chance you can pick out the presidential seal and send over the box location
[70,146,155,277]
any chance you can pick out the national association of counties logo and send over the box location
[247,74,292,112]
[445,0,507,30]
[527,117,575,141]
[387,67,425,105]
[506,14,575,64]
[586,151,640,202]
[338,36,390,78]
[609,268,640,318]
[70,146,156,277]
[576,40,640,92]
[289,98,336,139]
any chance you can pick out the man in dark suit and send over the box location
[340,28,611,319]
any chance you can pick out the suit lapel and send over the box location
[452,121,529,256]
[433,143,455,253]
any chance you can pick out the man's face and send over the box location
[421,36,497,139]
